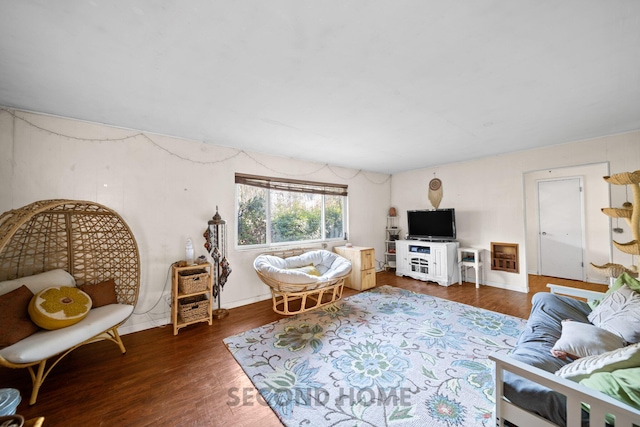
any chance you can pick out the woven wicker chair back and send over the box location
[0,199,140,306]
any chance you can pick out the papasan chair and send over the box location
[254,249,352,315]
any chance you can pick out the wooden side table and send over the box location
[334,246,376,291]
[171,262,213,335]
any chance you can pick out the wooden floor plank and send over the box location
[2,272,602,426]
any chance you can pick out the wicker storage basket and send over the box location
[178,295,209,322]
[178,269,208,294]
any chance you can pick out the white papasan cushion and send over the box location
[0,269,76,296]
[0,303,133,364]
[254,250,351,284]
[556,342,640,382]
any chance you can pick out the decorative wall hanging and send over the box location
[428,177,443,209]
[203,206,232,319]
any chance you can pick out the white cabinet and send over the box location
[395,240,459,286]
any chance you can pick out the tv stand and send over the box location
[395,240,459,286]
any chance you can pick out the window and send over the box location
[236,173,348,247]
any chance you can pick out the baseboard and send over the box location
[119,317,170,335]
[224,292,272,309]
[480,280,529,294]
[118,292,274,335]
[584,276,609,285]
[528,271,609,286]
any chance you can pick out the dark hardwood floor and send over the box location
[2,272,605,426]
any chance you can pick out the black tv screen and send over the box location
[407,209,456,241]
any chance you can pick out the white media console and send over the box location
[395,240,459,286]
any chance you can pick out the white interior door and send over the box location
[538,178,585,280]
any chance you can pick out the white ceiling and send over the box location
[1,1,639,174]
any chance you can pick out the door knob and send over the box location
[541,232,547,235]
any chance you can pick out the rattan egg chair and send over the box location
[0,199,140,404]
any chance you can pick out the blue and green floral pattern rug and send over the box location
[224,285,526,426]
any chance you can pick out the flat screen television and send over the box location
[407,209,456,241]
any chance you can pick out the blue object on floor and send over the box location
[0,389,21,415]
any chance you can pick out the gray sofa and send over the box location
[503,292,593,426]
[498,275,640,427]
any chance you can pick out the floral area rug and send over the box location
[223,285,526,427]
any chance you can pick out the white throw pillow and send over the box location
[588,284,640,344]
[551,320,626,359]
[556,342,640,382]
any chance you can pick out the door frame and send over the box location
[522,162,612,289]
[536,176,587,281]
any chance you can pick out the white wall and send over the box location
[0,108,391,334]
[391,131,640,292]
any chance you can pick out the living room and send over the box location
[2,111,638,335]
[1,2,639,426]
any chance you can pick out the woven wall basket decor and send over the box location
[428,178,443,209]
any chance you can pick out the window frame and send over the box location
[235,173,348,249]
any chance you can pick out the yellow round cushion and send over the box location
[28,286,92,330]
